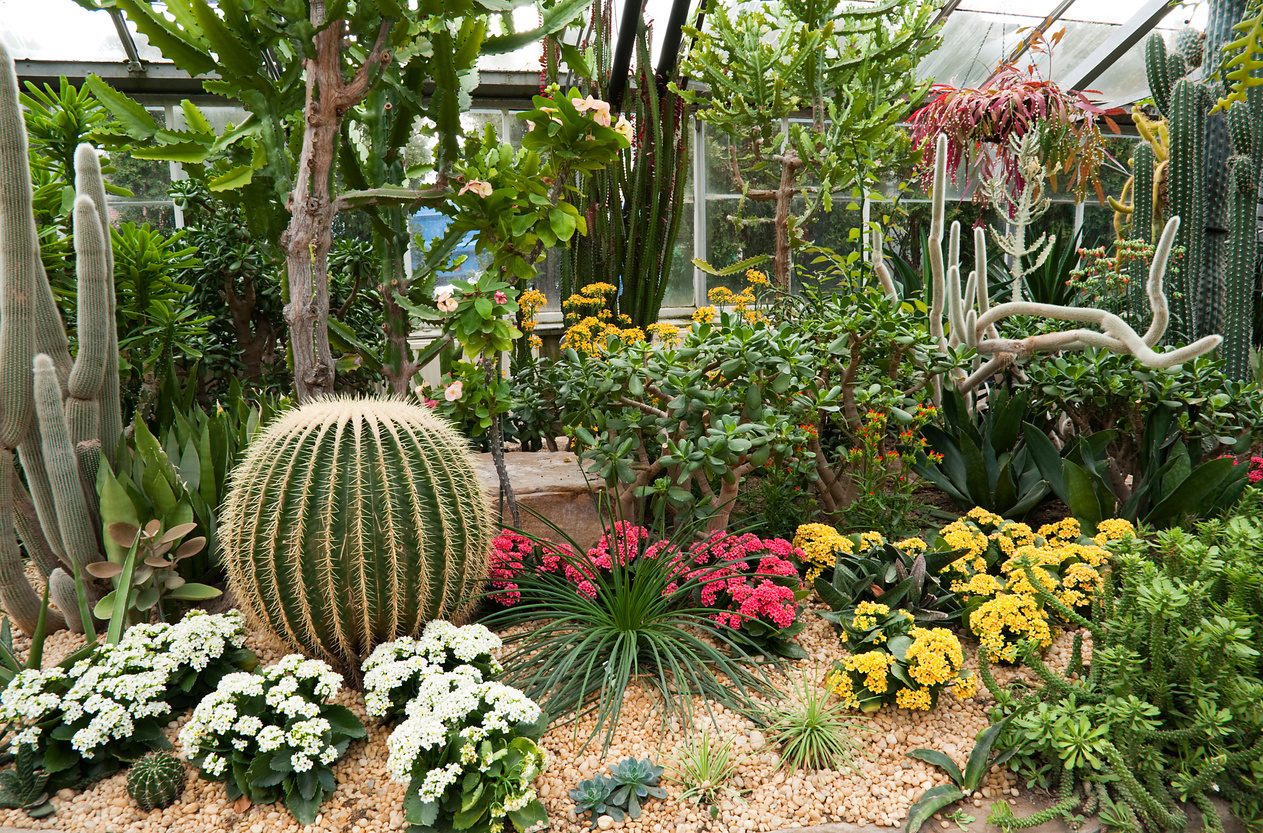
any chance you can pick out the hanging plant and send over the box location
[908,29,1121,210]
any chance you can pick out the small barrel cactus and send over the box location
[219,398,493,683]
[127,751,185,811]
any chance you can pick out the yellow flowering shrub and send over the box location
[792,523,853,583]
[968,592,1052,663]
[826,601,975,712]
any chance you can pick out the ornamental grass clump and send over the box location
[362,622,503,722]
[179,655,365,825]
[0,611,253,789]
[386,666,548,833]
[484,519,789,751]
[824,602,975,713]
[765,668,863,771]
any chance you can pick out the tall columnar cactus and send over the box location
[0,40,117,635]
[218,398,493,683]
[1223,153,1258,379]
[1147,34,1176,118]
[1167,78,1209,344]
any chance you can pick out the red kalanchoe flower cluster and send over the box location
[487,529,568,605]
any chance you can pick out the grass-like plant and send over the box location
[483,509,775,752]
[666,727,740,809]
[763,667,863,772]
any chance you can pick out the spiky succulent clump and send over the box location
[219,398,493,683]
[126,751,185,811]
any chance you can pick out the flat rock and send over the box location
[473,451,604,550]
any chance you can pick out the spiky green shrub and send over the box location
[126,751,184,811]
[219,398,493,682]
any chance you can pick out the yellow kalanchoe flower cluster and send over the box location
[646,322,681,346]
[851,601,890,632]
[1093,518,1136,546]
[969,592,1053,663]
[792,523,852,584]
[905,627,964,687]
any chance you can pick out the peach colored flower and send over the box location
[459,179,493,197]
[575,95,612,127]
[436,292,458,313]
[444,380,464,402]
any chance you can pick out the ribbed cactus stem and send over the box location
[1168,78,1209,344]
[1129,142,1157,324]
[66,196,108,452]
[127,751,185,811]
[1146,34,1175,117]
[1222,154,1256,380]
[47,567,81,634]
[74,145,121,467]
[0,450,45,634]
[12,474,62,580]
[219,398,494,683]
[33,354,101,578]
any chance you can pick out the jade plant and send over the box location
[218,398,493,683]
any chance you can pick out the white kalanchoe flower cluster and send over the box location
[0,612,248,758]
[179,655,347,782]
[362,622,502,719]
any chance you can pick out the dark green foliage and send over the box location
[1020,225,1083,308]
[814,538,961,625]
[483,516,775,753]
[0,744,54,819]
[980,501,1263,831]
[914,388,1049,519]
[126,751,185,811]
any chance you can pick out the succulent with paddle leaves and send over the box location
[88,520,220,626]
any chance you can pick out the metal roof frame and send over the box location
[1061,0,1172,92]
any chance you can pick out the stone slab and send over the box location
[472,451,604,551]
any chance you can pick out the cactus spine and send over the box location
[218,398,493,683]
[126,752,185,811]
[0,41,116,634]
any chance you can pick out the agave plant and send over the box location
[908,29,1119,209]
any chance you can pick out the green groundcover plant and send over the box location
[977,495,1263,832]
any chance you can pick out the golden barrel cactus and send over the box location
[219,398,492,682]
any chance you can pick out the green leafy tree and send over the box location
[78,0,592,400]
[673,0,941,288]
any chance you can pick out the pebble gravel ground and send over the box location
[0,606,1086,833]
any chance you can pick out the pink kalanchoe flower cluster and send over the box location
[678,532,804,632]
[487,530,567,606]
[1251,456,1263,484]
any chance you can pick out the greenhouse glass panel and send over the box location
[0,0,166,62]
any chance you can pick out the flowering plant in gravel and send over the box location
[386,666,549,833]
[362,622,504,722]
[825,602,974,713]
[483,517,778,751]
[178,654,365,825]
[0,611,254,789]
[936,513,1132,662]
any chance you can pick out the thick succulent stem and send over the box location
[66,196,109,451]
[1222,154,1257,380]
[47,566,82,634]
[0,449,44,635]
[73,145,121,467]
[33,354,102,579]
[1169,78,1209,344]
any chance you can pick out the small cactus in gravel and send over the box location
[126,751,185,811]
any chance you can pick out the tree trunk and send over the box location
[772,152,802,290]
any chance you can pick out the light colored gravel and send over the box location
[0,606,1085,833]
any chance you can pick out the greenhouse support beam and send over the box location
[1061,0,1172,92]
[106,8,145,74]
[999,0,1076,70]
[607,0,642,111]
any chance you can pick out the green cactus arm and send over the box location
[0,40,36,451]
[1147,34,1175,117]
[1221,153,1257,380]
[66,196,108,451]
[0,449,49,635]
[73,144,121,467]
[1167,78,1208,343]
[32,354,103,576]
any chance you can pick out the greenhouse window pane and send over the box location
[0,0,166,62]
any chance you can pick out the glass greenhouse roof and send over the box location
[0,0,1215,109]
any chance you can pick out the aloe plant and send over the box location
[904,717,1015,833]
